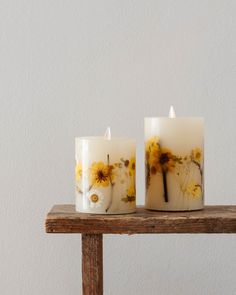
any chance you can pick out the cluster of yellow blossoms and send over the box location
[75,156,136,203]
[185,181,202,198]
[145,137,203,199]
[145,137,177,175]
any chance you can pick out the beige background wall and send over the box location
[1,1,236,294]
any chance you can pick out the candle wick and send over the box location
[169,105,176,118]
[104,126,111,140]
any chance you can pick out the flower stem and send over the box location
[193,160,202,177]
[76,186,83,194]
[106,154,114,212]
[76,184,94,195]
[146,162,151,192]
[162,170,168,202]
[192,160,204,191]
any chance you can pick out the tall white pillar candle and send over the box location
[75,133,136,214]
[145,107,204,211]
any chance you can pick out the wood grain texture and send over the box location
[45,205,236,234]
[82,234,103,295]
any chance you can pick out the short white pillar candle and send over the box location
[145,107,204,211]
[75,129,136,214]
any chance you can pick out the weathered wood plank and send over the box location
[82,234,103,295]
[45,205,236,234]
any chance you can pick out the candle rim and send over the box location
[144,116,204,120]
[75,136,136,142]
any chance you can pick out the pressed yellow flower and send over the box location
[90,162,113,187]
[158,148,175,172]
[122,184,136,203]
[127,185,135,197]
[128,157,136,176]
[145,137,161,173]
[191,148,202,164]
[146,137,160,159]
[185,181,202,198]
[75,164,82,182]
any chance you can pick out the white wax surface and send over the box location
[76,137,135,164]
[145,118,204,154]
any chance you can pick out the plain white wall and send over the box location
[1,0,236,294]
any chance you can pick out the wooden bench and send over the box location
[45,205,236,295]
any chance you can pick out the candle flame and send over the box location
[104,126,111,140]
[169,105,176,118]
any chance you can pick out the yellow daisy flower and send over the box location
[75,164,82,182]
[158,148,175,172]
[90,162,113,187]
[191,148,202,164]
[185,181,202,198]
